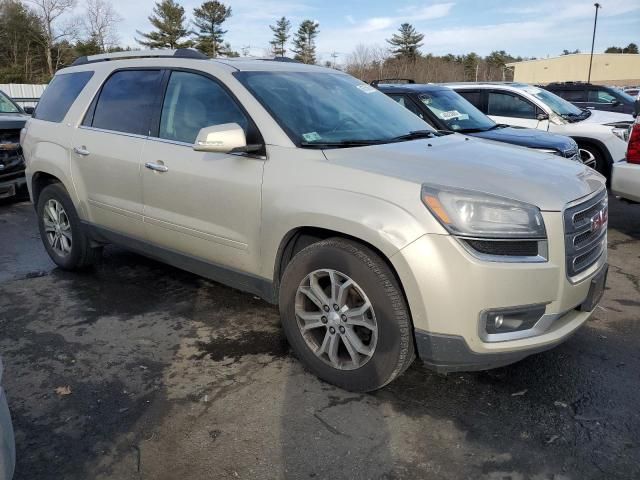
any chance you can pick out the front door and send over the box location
[71,69,164,238]
[486,90,548,130]
[141,70,265,274]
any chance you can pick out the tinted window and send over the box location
[559,89,586,102]
[388,95,427,121]
[34,71,93,122]
[487,92,536,119]
[457,90,483,110]
[588,89,617,103]
[159,71,248,144]
[0,91,20,113]
[92,70,162,135]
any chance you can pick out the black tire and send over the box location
[279,238,415,392]
[36,183,101,270]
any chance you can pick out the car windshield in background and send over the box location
[236,72,432,147]
[419,90,495,132]
[515,85,583,117]
[0,92,20,114]
[613,88,636,103]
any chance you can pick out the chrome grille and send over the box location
[564,189,607,279]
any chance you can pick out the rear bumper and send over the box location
[0,386,15,480]
[612,160,640,203]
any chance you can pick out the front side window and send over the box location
[91,70,162,136]
[456,90,483,110]
[0,91,20,114]
[589,89,617,104]
[159,71,249,144]
[236,71,431,147]
[34,71,94,122]
[513,85,583,118]
[487,92,536,119]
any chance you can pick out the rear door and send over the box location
[141,69,265,274]
[485,90,547,130]
[71,69,163,239]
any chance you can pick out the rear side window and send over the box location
[91,70,162,136]
[457,90,483,110]
[34,71,94,122]
[159,71,249,144]
[487,92,536,119]
[558,89,586,102]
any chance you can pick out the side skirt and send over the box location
[84,222,276,304]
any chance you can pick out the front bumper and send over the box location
[391,210,607,372]
[0,170,26,199]
[612,160,640,203]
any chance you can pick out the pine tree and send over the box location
[292,20,319,64]
[192,1,231,58]
[269,16,291,57]
[136,0,192,49]
[387,23,424,60]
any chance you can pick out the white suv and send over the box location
[448,82,634,179]
[21,50,608,391]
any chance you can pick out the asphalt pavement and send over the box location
[0,196,639,480]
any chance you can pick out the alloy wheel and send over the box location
[43,199,72,257]
[295,269,378,370]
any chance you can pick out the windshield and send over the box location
[235,72,433,147]
[0,91,20,114]
[513,85,582,117]
[419,89,495,132]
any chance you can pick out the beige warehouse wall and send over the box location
[508,54,640,86]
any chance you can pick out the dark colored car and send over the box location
[374,81,583,164]
[0,90,30,200]
[542,82,639,116]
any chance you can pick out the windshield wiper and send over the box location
[390,130,436,141]
[300,139,384,149]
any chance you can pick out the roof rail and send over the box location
[71,48,208,66]
[370,78,415,87]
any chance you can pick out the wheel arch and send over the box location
[572,136,613,178]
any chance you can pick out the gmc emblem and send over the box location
[590,207,608,233]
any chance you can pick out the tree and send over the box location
[269,16,291,57]
[136,0,192,49]
[292,19,319,64]
[28,0,77,76]
[192,1,232,58]
[561,49,580,55]
[604,43,638,54]
[83,0,122,53]
[387,23,424,60]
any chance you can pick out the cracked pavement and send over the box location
[0,195,639,480]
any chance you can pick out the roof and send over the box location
[375,83,449,94]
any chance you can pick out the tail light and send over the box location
[628,118,640,164]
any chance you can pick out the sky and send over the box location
[97,0,640,64]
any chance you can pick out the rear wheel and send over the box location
[279,238,415,392]
[37,183,101,270]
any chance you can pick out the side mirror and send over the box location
[193,123,261,154]
[536,112,549,121]
[23,106,35,115]
[611,99,621,107]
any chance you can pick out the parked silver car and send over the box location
[0,358,15,480]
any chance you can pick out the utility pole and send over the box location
[587,3,601,84]
[330,51,339,69]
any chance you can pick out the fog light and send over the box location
[483,305,546,336]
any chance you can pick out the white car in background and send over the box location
[612,115,640,203]
[448,82,634,179]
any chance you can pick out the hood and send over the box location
[470,126,576,153]
[0,113,29,130]
[322,135,604,211]
[579,109,634,125]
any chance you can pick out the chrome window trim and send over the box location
[78,125,149,140]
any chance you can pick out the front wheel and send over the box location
[578,144,607,177]
[37,183,101,270]
[279,238,415,392]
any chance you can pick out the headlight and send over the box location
[421,184,546,239]
[605,122,632,142]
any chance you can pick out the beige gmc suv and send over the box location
[21,50,609,392]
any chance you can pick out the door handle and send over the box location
[73,146,90,156]
[145,161,169,173]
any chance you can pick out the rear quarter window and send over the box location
[33,71,94,123]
